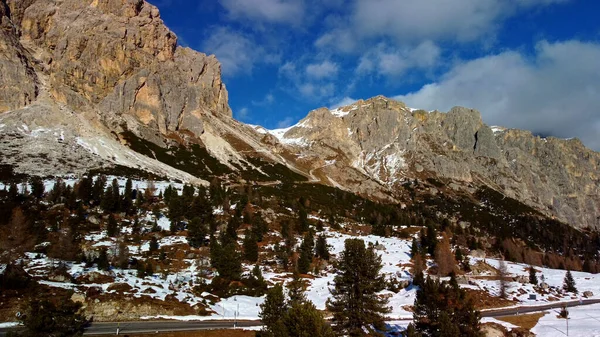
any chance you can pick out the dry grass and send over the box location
[497,312,546,330]
[125,329,255,337]
[465,289,516,310]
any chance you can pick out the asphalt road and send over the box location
[2,299,600,336]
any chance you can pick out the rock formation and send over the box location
[272,96,600,230]
[0,0,598,231]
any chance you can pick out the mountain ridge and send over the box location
[0,0,598,230]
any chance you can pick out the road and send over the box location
[2,299,600,336]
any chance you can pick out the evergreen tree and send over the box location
[77,176,94,204]
[282,301,334,337]
[259,284,288,336]
[563,270,578,293]
[122,178,133,215]
[411,237,420,257]
[243,229,259,263]
[224,215,240,244]
[106,214,119,237]
[297,207,309,233]
[258,282,333,337]
[413,275,482,337]
[298,232,314,274]
[529,265,538,285]
[97,248,110,271]
[287,270,307,304]
[187,217,208,248]
[209,236,222,269]
[251,211,268,242]
[327,239,390,336]
[245,265,268,295]
[91,175,106,205]
[216,242,242,281]
[30,176,45,199]
[149,236,159,253]
[315,234,330,260]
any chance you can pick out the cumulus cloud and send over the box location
[318,0,569,52]
[276,117,295,128]
[219,0,305,25]
[394,40,600,151]
[236,107,250,120]
[306,60,339,79]
[329,96,359,110]
[202,27,261,76]
[278,61,338,100]
[202,27,279,77]
[356,41,441,77]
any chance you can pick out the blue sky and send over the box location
[150,0,600,150]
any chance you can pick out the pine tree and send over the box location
[217,242,242,281]
[529,265,538,285]
[298,232,314,274]
[149,236,159,253]
[251,211,268,242]
[30,176,45,199]
[282,301,334,337]
[563,270,578,293]
[259,284,288,336]
[327,239,390,336]
[243,229,259,263]
[411,237,420,257]
[287,270,307,304]
[315,234,330,260]
[122,178,133,215]
[91,175,106,205]
[224,215,240,244]
[298,206,309,233]
[97,248,110,271]
[413,275,482,337]
[187,217,207,248]
[106,214,119,237]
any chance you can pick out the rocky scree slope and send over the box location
[0,0,598,231]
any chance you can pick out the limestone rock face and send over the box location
[3,0,230,136]
[273,96,600,230]
[0,0,38,112]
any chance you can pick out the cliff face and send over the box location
[2,0,230,137]
[275,96,600,230]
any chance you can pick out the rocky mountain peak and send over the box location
[268,96,599,230]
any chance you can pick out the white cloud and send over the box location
[317,0,569,52]
[236,107,250,120]
[252,93,275,106]
[279,61,337,100]
[329,96,359,110]
[276,117,295,128]
[219,0,305,25]
[394,40,600,151]
[306,60,339,79]
[356,41,441,77]
[202,27,262,76]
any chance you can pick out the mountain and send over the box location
[1,0,599,230]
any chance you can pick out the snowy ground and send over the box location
[532,303,600,337]
[12,203,600,326]
[0,176,185,197]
